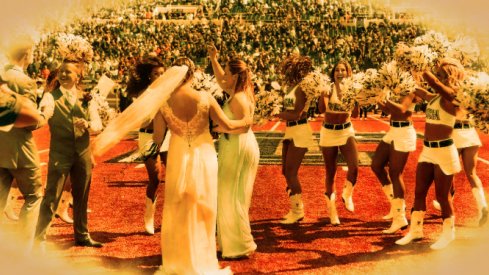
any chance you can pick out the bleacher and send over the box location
[29,1,430,111]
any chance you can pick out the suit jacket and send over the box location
[0,91,21,127]
[2,64,37,105]
[0,66,39,169]
[48,88,91,169]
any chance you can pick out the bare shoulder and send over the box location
[294,85,307,99]
[233,92,250,104]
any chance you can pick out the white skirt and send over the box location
[283,123,317,148]
[382,125,417,152]
[452,127,481,149]
[319,125,355,147]
[418,143,461,175]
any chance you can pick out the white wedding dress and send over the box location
[158,93,231,275]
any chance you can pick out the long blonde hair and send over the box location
[437,58,465,88]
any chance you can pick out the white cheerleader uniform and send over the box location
[418,95,461,175]
[283,85,316,148]
[452,121,482,149]
[382,104,417,152]
[319,85,355,147]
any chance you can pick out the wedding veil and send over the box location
[92,65,189,156]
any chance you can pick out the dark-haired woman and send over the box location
[126,55,168,235]
[318,60,358,225]
[371,91,418,233]
[276,53,323,224]
[208,45,259,259]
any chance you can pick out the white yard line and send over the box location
[270,121,281,132]
[478,157,489,166]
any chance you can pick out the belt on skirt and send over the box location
[139,128,154,134]
[322,121,351,130]
[286,118,308,127]
[454,122,472,129]
[390,121,412,128]
[423,138,454,148]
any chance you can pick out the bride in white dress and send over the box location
[153,58,250,274]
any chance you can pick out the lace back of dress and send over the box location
[161,93,210,147]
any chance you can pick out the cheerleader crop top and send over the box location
[327,85,344,111]
[283,85,311,113]
[425,95,455,127]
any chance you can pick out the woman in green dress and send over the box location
[208,45,259,259]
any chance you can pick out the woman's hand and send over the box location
[207,44,218,60]
[244,115,253,128]
[375,88,390,104]
[411,70,424,87]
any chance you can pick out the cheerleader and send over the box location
[433,110,488,226]
[276,54,323,224]
[396,58,464,249]
[318,60,359,225]
[372,92,419,233]
[126,55,168,234]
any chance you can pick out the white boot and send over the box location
[324,193,340,225]
[342,180,355,212]
[395,211,425,245]
[382,184,394,220]
[56,191,73,224]
[281,194,304,224]
[144,197,157,234]
[383,198,408,234]
[430,217,455,250]
[471,187,488,226]
[4,187,20,221]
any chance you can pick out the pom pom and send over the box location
[413,31,450,57]
[377,61,416,103]
[88,89,117,132]
[299,71,331,99]
[446,36,480,69]
[253,85,283,125]
[394,43,438,72]
[456,72,489,133]
[356,68,383,105]
[192,70,224,100]
[56,33,93,63]
[336,73,364,111]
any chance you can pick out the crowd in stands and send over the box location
[86,0,403,22]
[27,0,426,108]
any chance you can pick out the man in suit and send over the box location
[35,60,103,248]
[0,37,44,251]
[0,85,47,131]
